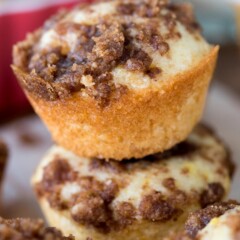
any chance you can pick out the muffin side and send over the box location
[12,0,218,160]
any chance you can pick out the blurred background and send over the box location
[0,0,239,218]
[177,0,240,98]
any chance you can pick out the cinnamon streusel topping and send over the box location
[185,201,240,238]
[13,0,206,107]
[0,217,74,240]
[33,125,232,233]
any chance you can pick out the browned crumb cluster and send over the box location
[0,140,8,180]
[14,0,200,107]
[138,191,182,222]
[34,128,232,233]
[165,201,240,240]
[199,183,225,208]
[185,201,240,238]
[0,217,74,240]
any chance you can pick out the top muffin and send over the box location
[12,0,218,160]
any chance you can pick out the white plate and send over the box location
[0,82,239,219]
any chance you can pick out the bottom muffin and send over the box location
[165,201,240,240]
[32,125,233,240]
[0,217,74,239]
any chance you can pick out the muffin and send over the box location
[165,201,240,240]
[12,0,219,160]
[32,125,232,240]
[0,217,74,239]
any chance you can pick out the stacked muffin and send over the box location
[12,0,234,239]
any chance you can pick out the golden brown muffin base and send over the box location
[12,46,218,160]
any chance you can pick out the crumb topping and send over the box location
[35,157,187,233]
[185,201,240,238]
[138,191,181,221]
[34,125,232,233]
[14,0,205,107]
[0,217,74,240]
[164,201,240,240]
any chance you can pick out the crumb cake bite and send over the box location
[165,201,240,240]
[32,125,232,240]
[0,217,74,240]
[12,0,219,160]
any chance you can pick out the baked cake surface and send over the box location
[32,125,232,240]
